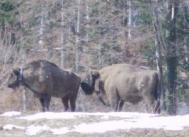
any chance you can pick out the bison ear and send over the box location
[13,68,20,76]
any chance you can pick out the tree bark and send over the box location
[60,0,65,68]
[127,0,132,40]
[75,0,81,72]
[166,0,178,115]
[39,1,45,48]
[85,0,89,43]
[152,3,166,112]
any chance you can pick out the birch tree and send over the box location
[60,0,65,68]
[150,0,166,112]
[85,0,89,43]
[75,0,81,72]
[127,0,132,40]
[38,0,45,49]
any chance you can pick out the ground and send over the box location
[0,111,189,137]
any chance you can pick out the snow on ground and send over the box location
[3,124,24,130]
[19,112,76,120]
[1,111,189,136]
[20,112,157,121]
[0,111,21,117]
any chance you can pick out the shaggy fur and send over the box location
[81,64,160,113]
[8,60,81,112]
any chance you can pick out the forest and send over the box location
[0,0,189,115]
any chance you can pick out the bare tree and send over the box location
[150,0,166,112]
[166,0,179,115]
[127,0,132,40]
[75,0,81,72]
[85,0,90,43]
[38,0,45,48]
[60,0,65,68]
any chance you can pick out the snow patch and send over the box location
[51,127,70,135]
[0,111,21,117]
[3,124,24,130]
[2,112,189,136]
[74,121,127,133]
[25,125,50,136]
[19,112,76,121]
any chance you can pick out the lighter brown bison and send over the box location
[81,64,160,113]
[7,60,81,112]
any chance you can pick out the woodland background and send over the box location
[0,0,189,115]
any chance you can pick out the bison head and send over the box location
[7,68,22,89]
[81,70,109,106]
[80,71,100,95]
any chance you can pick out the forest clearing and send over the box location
[0,0,189,136]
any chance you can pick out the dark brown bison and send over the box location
[7,60,81,112]
[81,64,160,113]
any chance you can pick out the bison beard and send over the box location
[81,64,160,113]
[80,82,94,95]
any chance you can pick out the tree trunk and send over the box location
[85,0,89,43]
[151,2,166,112]
[39,1,45,48]
[127,0,132,40]
[166,0,178,115]
[60,0,65,68]
[22,89,26,112]
[75,0,81,72]
[183,6,189,65]
[98,42,102,68]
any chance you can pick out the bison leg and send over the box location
[62,96,69,111]
[144,97,157,113]
[109,89,119,111]
[153,100,160,113]
[117,100,124,112]
[39,94,51,112]
[70,96,76,112]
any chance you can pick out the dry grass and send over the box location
[0,89,22,112]
[1,84,147,113]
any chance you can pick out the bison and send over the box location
[7,60,81,112]
[81,64,160,113]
